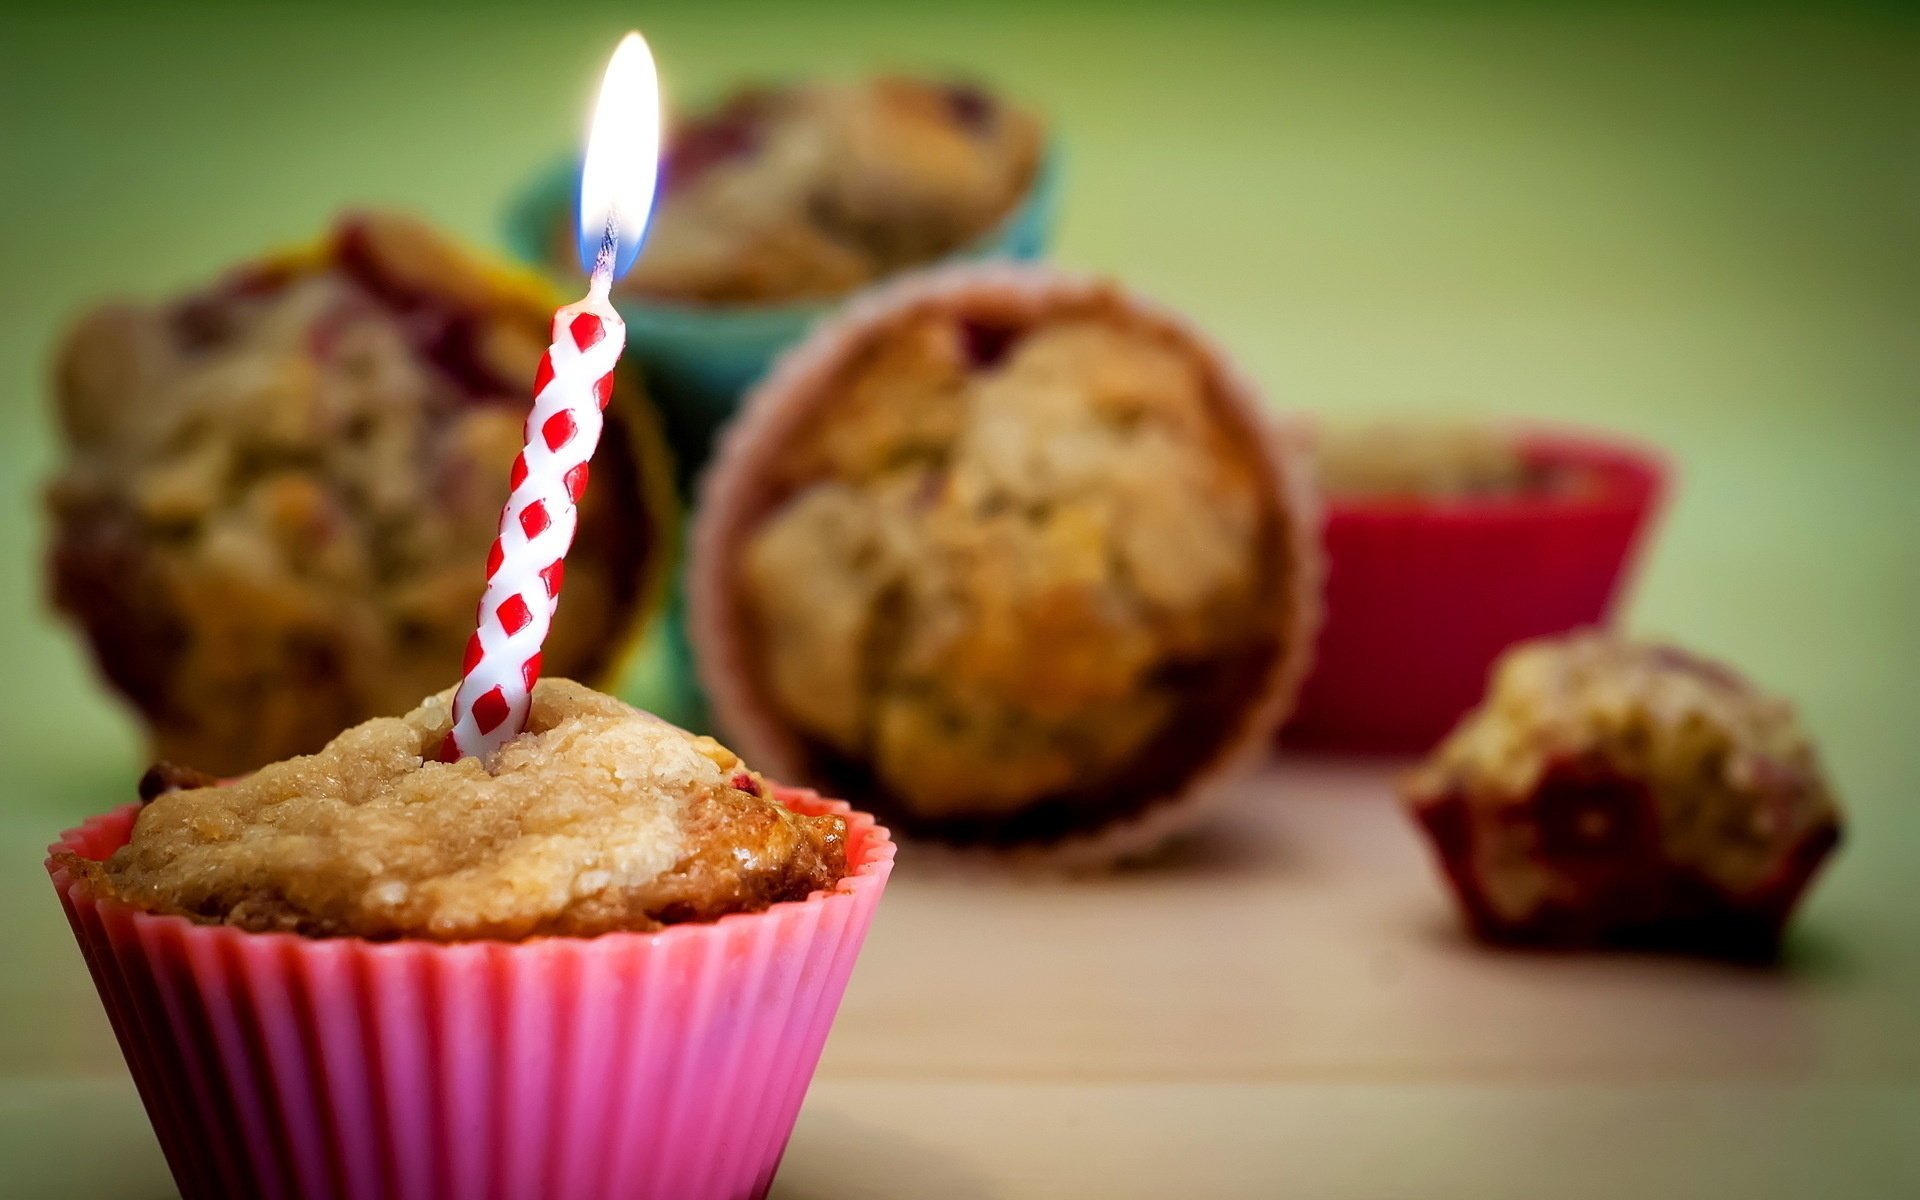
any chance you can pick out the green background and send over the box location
[1,1,1914,1195]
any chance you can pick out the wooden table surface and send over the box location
[2,3,1914,1196]
[6,761,1916,1197]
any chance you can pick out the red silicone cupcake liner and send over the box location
[48,787,893,1200]
[1283,426,1668,754]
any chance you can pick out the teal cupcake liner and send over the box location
[608,558,710,735]
[503,146,1062,487]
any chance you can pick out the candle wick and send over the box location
[589,217,620,298]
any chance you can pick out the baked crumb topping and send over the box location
[1314,422,1534,500]
[69,680,845,941]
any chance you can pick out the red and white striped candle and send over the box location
[446,32,660,761]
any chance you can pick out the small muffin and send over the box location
[1314,421,1536,500]
[572,76,1042,306]
[1404,633,1842,955]
[46,213,673,775]
[691,266,1319,864]
[67,679,844,941]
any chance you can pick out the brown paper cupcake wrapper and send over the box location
[688,263,1322,869]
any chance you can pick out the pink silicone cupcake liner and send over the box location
[1283,426,1668,754]
[48,787,893,1200]
[687,263,1322,869]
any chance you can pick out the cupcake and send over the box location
[48,678,894,1200]
[1404,634,1841,957]
[689,265,1319,867]
[1285,420,1666,753]
[45,213,677,775]
[505,74,1059,476]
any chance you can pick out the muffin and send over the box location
[509,74,1055,486]
[569,75,1044,307]
[45,213,676,775]
[690,265,1319,865]
[1404,634,1842,956]
[72,680,845,940]
[1313,420,1537,500]
[1286,422,1666,752]
[48,679,894,1200]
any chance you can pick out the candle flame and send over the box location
[577,31,661,282]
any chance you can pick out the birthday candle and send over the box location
[446,32,660,761]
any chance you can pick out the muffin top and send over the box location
[726,286,1298,846]
[601,76,1041,305]
[1313,422,1535,500]
[1405,634,1840,897]
[45,213,660,775]
[79,680,846,941]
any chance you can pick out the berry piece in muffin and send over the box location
[701,275,1316,857]
[64,680,844,941]
[46,213,666,775]
[1404,634,1842,956]
[576,76,1042,305]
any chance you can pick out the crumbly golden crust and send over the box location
[69,680,845,941]
[1404,634,1842,953]
[1313,422,1533,500]
[734,293,1286,843]
[589,76,1041,305]
[46,213,659,775]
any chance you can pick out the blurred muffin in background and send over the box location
[553,75,1045,306]
[1404,633,1842,957]
[1314,420,1536,500]
[1285,421,1666,753]
[511,73,1055,482]
[690,265,1319,867]
[46,213,675,775]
